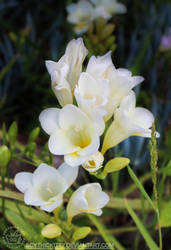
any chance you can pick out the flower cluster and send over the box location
[14,37,159,220]
[67,0,127,34]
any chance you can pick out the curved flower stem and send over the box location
[12,155,38,167]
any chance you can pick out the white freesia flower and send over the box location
[86,52,144,121]
[67,0,95,34]
[91,0,127,20]
[14,163,78,212]
[39,104,100,167]
[67,183,109,219]
[82,151,104,172]
[74,72,109,135]
[102,91,160,154]
[45,38,88,107]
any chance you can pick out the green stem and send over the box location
[12,156,38,167]
[112,171,119,196]
[91,226,137,235]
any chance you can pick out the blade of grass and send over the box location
[88,214,125,250]
[0,190,24,201]
[107,197,153,211]
[125,199,159,250]
[127,166,156,211]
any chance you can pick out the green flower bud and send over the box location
[104,157,130,174]
[72,227,91,241]
[8,121,18,146]
[28,127,40,143]
[41,224,61,239]
[0,145,11,171]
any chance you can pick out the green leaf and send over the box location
[104,157,130,174]
[0,145,11,170]
[0,199,49,223]
[8,121,18,147]
[159,201,171,228]
[0,56,18,82]
[107,197,153,211]
[125,199,159,250]
[88,214,125,250]
[163,160,171,176]
[5,209,45,243]
[0,190,24,201]
[72,227,91,241]
[127,166,156,211]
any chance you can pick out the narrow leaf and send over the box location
[127,166,156,211]
[125,199,159,250]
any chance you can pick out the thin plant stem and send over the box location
[149,123,162,250]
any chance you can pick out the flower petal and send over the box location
[14,172,33,193]
[39,108,60,135]
[59,104,90,131]
[48,130,79,155]
[58,163,79,187]
[86,183,109,209]
[64,153,88,167]
[40,194,63,212]
[32,164,67,192]
[130,107,154,129]
[24,187,44,206]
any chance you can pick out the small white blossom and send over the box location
[82,151,104,172]
[45,38,87,107]
[39,104,101,167]
[91,0,127,20]
[67,0,95,34]
[14,163,78,212]
[86,52,144,121]
[102,91,160,154]
[67,183,109,219]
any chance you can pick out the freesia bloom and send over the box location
[82,151,104,172]
[45,38,87,107]
[85,52,144,121]
[14,163,78,212]
[91,0,127,20]
[67,0,95,34]
[67,183,109,219]
[74,72,110,135]
[39,105,100,167]
[102,91,160,154]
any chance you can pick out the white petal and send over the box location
[67,187,88,217]
[48,130,79,155]
[32,164,67,192]
[59,104,90,130]
[24,187,44,206]
[39,108,60,135]
[115,3,127,14]
[91,209,103,216]
[86,52,115,78]
[117,68,132,77]
[119,91,136,111]
[79,134,100,157]
[58,163,79,187]
[40,194,63,212]
[14,172,32,193]
[45,60,58,75]
[131,76,144,88]
[86,183,109,209]
[130,107,154,129]
[64,153,88,167]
